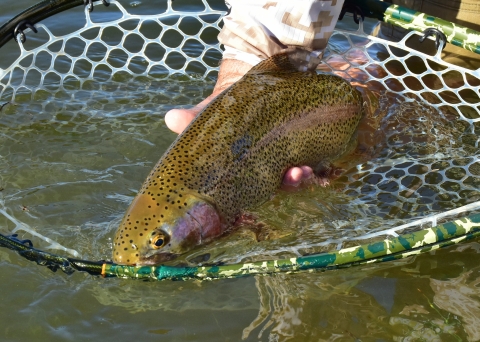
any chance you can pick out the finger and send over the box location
[165,109,197,134]
[300,166,313,178]
[283,167,304,186]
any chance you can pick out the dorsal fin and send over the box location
[248,53,298,74]
[248,48,322,74]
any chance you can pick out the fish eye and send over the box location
[151,233,169,249]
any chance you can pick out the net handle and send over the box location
[1,208,479,281]
[0,0,108,49]
[342,0,480,55]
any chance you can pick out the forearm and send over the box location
[212,59,254,94]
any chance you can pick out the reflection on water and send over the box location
[431,247,480,341]
[241,241,480,341]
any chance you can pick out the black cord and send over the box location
[419,27,447,51]
[13,20,38,43]
[84,0,109,13]
[84,0,94,12]
[339,4,365,24]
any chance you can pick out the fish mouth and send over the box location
[136,252,178,266]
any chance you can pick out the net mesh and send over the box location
[0,0,479,261]
[1,0,224,92]
[318,24,480,243]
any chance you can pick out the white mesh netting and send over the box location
[0,0,479,260]
[1,0,224,90]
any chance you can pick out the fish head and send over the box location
[112,191,222,265]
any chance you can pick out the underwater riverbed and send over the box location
[1,0,480,341]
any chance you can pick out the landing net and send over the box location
[0,0,479,280]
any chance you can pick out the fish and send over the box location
[112,53,365,265]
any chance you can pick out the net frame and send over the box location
[0,0,479,277]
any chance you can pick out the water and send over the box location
[1,1,480,341]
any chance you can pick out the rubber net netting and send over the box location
[0,0,479,263]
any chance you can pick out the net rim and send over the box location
[0,0,479,279]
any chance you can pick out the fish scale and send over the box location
[113,53,365,265]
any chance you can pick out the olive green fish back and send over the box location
[148,54,363,223]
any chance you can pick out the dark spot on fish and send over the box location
[188,253,211,264]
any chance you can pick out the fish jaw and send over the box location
[112,192,223,265]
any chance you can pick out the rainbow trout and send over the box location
[113,54,364,265]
